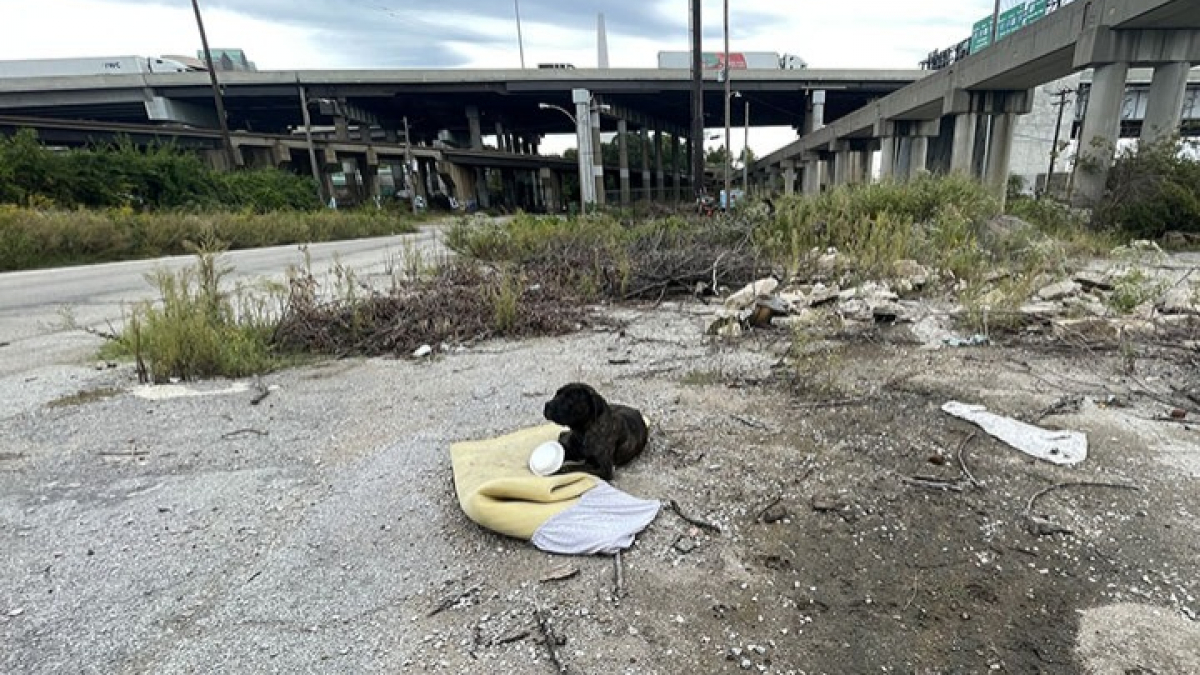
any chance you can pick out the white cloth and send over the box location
[531,481,660,556]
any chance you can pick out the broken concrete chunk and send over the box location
[707,315,744,338]
[892,259,930,287]
[872,302,909,323]
[838,298,873,322]
[1020,301,1065,320]
[724,278,779,311]
[1037,280,1082,301]
[1158,287,1198,315]
[1073,270,1115,292]
[1052,317,1120,344]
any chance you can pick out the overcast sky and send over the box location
[0,0,1017,70]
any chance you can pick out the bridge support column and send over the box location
[672,136,682,204]
[950,112,979,175]
[832,142,851,186]
[802,154,822,195]
[985,112,1016,205]
[541,168,562,213]
[1072,61,1130,207]
[875,121,897,181]
[654,127,665,203]
[334,115,350,142]
[640,128,652,202]
[466,106,483,150]
[1142,60,1192,144]
[617,119,632,206]
[782,160,797,196]
[805,90,827,134]
[903,120,939,180]
[592,113,605,206]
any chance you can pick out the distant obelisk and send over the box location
[597,13,610,68]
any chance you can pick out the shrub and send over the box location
[1094,138,1200,239]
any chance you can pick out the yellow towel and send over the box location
[450,423,598,540]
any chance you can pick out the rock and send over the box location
[811,494,846,512]
[859,281,899,303]
[725,278,779,310]
[1037,280,1082,301]
[1163,230,1200,249]
[674,537,697,554]
[777,291,808,311]
[838,298,873,322]
[1020,301,1064,320]
[872,302,909,323]
[980,215,1034,249]
[539,565,580,583]
[1073,270,1115,291]
[816,251,841,275]
[750,296,791,328]
[807,284,840,307]
[760,503,788,524]
[412,344,433,358]
[1158,287,1198,315]
[740,658,754,670]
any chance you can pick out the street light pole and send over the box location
[742,96,750,192]
[191,0,236,169]
[514,0,527,69]
[689,0,705,199]
[722,0,732,211]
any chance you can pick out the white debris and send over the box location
[942,401,1087,465]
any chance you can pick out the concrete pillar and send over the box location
[334,115,350,142]
[654,128,665,202]
[617,119,632,206]
[782,161,797,196]
[832,142,852,185]
[640,128,652,202]
[878,136,896,180]
[475,168,490,209]
[802,157,822,195]
[671,136,682,203]
[591,111,605,205]
[541,168,562,213]
[466,106,483,150]
[909,136,930,179]
[985,112,1016,203]
[805,90,827,134]
[413,158,429,204]
[1072,61,1130,207]
[950,113,978,175]
[1142,60,1191,144]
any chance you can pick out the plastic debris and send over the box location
[942,401,1087,465]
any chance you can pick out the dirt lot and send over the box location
[2,270,1199,673]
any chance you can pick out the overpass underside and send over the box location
[755,0,1200,208]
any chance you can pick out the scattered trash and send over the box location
[942,401,1087,466]
[412,344,433,358]
[132,382,250,401]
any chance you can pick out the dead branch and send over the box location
[250,381,271,406]
[97,450,150,457]
[667,499,722,534]
[1021,481,1141,536]
[901,475,965,493]
[754,496,783,523]
[221,428,268,440]
[955,432,982,489]
[612,551,625,602]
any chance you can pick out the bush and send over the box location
[1095,139,1200,239]
[0,129,319,211]
[760,174,1001,280]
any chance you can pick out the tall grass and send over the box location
[0,206,418,272]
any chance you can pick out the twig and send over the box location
[667,499,721,534]
[732,414,770,430]
[955,432,981,489]
[97,450,150,457]
[754,496,783,523]
[901,475,965,493]
[427,584,481,617]
[221,428,269,440]
[533,601,569,674]
[790,396,870,410]
[612,551,625,601]
[250,381,272,406]
[1024,481,1140,517]
[495,630,530,645]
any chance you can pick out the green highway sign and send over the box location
[970,1,1054,54]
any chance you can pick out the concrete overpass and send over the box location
[0,66,924,209]
[755,0,1200,206]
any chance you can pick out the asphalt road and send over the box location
[0,225,451,380]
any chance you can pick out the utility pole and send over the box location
[990,0,1002,44]
[514,0,526,69]
[690,0,705,199]
[403,116,418,214]
[191,0,236,170]
[297,85,324,205]
[1042,87,1074,200]
[742,96,750,192]
[723,0,732,211]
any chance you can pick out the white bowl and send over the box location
[529,440,565,476]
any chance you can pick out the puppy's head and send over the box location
[543,382,608,429]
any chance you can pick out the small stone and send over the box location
[1037,280,1082,301]
[1020,301,1064,320]
[807,285,840,307]
[811,495,845,512]
[1170,408,1187,420]
[1158,287,1198,315]
[7,608,24,617]
[761,504,788,524]
[740,658,754,670]
[674,537,698,554]
[412,344,433,358]
[1073,270,1115,291]
[724,278,779,311]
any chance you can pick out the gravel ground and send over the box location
[2,267,1199,673]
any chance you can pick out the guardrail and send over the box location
[919,0,1076,71]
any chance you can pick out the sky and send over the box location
[0,0,1023,155]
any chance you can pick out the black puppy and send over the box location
[542,383,648,481]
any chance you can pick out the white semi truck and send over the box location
[0,56,194,79]
[656,51,807,70]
